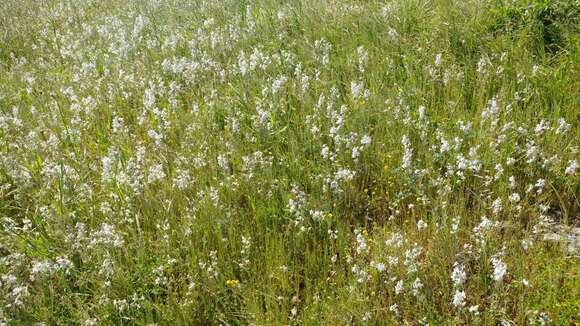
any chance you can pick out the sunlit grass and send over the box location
[0,0,578,324]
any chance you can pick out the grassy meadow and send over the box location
[0,0,579,324]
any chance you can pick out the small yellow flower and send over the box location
[225,279,240,287]
[370,291,376,297]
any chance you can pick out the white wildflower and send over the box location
[417,220,428,230]
[395,279,404,295]
[508,193,521,203]
[451,263,466,286]
[492,197,502,215]
[452,290,466,308]
[469,305,479,315]
[490,256,507,283]
[565,160,577,175]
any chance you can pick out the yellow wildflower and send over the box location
[225,279,240,287]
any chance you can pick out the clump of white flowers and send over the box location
[452,290,466,308]
[350,80,370,100]
[490,256,507,283]
[451,263,466,286]
[565,160,577,175]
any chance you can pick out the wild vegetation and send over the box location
[0,0,578,324]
